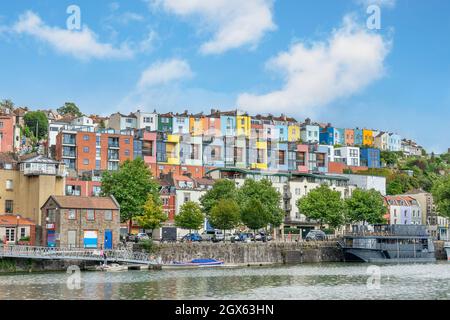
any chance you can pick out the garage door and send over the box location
[83,230,98,248]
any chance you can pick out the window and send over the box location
[95,160,101,170]
[105,210,113,221]
[66,185,81,196]
[5,200,13,213]
[317,153,326,167]
[92,186,101,196]
[83,135,89,141]
[6,180,13,190]
[68,209,76,220]
[5,228,15,242]
[0,122,3,129]
[143,117,151,123]
[87,210,95,221]
[83,159,89,165]
[96,148,101,158]
[20,227,26,239]
[83,146,89,153]
[96,135,101,147]
[125,149,130,156]
[297,152,306,166]
[124,138,130,144]
[183,193,190,203]
[126,118,133,123]
[47,209,56,223]
[278,150,286,165]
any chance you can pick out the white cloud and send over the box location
[13,11,133,60]
[355,0,396,8]
[237,15,391,117]
[138,59,193,89]
[151,0,276,54]
[138,29,158,53]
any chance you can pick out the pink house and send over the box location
[296,144,309,173]
[0,114,14,153]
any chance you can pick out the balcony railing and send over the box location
[62,139,76,145]
[23,166,67,177]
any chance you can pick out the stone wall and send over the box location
[0,257,98,273]
[151,241,344,264]
[434,241,447,260]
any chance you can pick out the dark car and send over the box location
[305,230,327,241]
[181,233,203,242]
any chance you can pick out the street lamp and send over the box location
[15,215,20,245]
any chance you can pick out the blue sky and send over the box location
[0,0,449,153]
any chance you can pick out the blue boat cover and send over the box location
[191,259,218,263]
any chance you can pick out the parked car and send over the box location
[234,232,253,243]
[305,230,327,241]
[201,231,215,242]
[126,234,137,242]
[136,233,150,242]
[254,232,271,242]
[212,230,224,242]
[181,233,203,242]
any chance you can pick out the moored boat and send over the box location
[340,224,436,263]
[163,258,225,269]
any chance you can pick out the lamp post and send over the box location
[15,215,20,245]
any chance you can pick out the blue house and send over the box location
[354,128,363,146]
[320,127,335,145]
[360,148,381,168]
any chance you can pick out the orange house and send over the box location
[344,129,354,146]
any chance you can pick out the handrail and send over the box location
[0,244,156,264]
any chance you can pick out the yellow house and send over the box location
[189,115,204,136]
[165,135,180,165]
[0,154,66,226]
[288,125,301,142]
[236,115,251,137]
[363,129,374,146]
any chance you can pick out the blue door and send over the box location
[104,230,113,249]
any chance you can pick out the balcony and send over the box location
[108,142,120,149]
[62,138,76,145]
[22,165,67,177]
[62,152,76,158]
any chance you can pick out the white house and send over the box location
[333,174,386,195]
[334,147,360,167]
[134,110,158,131]
[384,195,422,225]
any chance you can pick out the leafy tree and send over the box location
[209,199,241,237]
[135,194,167,235]
[199,179,238,216]
[23,111,48,140]
[241,198,271,232]
[431,175,450,219]
[345,188,387,224]
[101,158,160,224]
[175,201,204,234]
[237,178,284,227]
[0,99,14,110]
[57,102,83,117]
[296,184,346,229]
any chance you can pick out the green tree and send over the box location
[237,178,284,227]
[135,194,167,235]
[209,199,241,238]
[101,158,160,224]
[175,201,204,234]
[57,102,83,117]
[431,175,450,219]
[296,184,346,229]
[345,188,387,224]
[23,111,48,140]
[241,198,271,232]
[199,179,238,216]
[0,99,14,110]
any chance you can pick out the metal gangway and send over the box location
[0,244,157,265]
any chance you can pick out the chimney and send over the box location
[305,118,311,125]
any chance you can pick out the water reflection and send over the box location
[0,262,448,300]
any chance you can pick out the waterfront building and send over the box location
[0,214,36,245]
[384,195,422,225]
[55,127,134,174]
[158,112,174,133]
[360,148,381,168]
[41,195,120,248]
[0,153,66,226]
[0,111,15,153]
[65,177,102,197]
[331,173,386,195]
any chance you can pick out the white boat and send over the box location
[95,263,128,272]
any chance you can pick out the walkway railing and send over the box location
[0,244,156,265]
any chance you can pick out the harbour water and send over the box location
[0,262,448,300]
